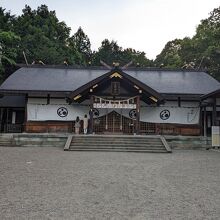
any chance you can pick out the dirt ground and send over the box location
[0,147,220,220]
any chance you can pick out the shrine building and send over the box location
[0,65,220,136]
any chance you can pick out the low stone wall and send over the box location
[164,135,211,149]
[12,133,68,147]
[0,133,211,149]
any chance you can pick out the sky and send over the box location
[1,0,220,59]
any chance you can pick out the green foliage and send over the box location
[155,6,220,80]
[1,3,220,82]
[0,31,20,82]
[0,7,15,31]
[12,5,71,64]
[92,39,152,67]
[92,39,122,65]
[155,39,183,68]
[71,27,92,64]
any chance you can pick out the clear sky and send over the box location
[1,0,220,59]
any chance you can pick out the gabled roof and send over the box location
[68,68,164,104]
[0,65,219,96]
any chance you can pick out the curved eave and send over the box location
[68,68,164,104]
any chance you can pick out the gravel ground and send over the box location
[0,147,220,220]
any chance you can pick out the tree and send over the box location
[191,6,220,79]
[154,39,183,68]
[0,7,15,31]
[12,4,71,64]
[0,31,20,81]
[154,6,220,80]
[92,39,122,66]
[0,8,19,82]
[92,39,152,67]
[70,27,92,65]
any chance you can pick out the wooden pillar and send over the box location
[24,94,28,132]
[135,96,140,134]
[212,97,217,126]
[89,95,94,134]
[6,107,9,132]
[203,106,207,137]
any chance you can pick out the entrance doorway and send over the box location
[92,111,157,134]
[93,111,135,134]
[107,111,121,133]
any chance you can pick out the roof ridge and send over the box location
[17,64,207,72]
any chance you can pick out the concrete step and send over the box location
[69,148,168,153]
[72,137,161,141]
[72,139,162,142]
[70,144,165,148]
[0,143,12,145]
[70,142,164,147]
[71,140,162,144]
[21,144,64,147]
[65,135,170,153]
[70,146,165,151]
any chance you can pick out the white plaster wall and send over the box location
[28,98,47,104]
[50,99,67,105]
[27,102,200,124]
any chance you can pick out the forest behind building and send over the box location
[0,4,220,81]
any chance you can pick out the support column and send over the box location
[89,95,94,134]
[6,108,9,132]
[212,97,217,126]
[203,106,207,137]
[24,94,28,132]
[135,96,140,134]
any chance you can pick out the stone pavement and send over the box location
[0,147,220,220]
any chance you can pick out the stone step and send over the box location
[69,148,167,153]
[71,139,162,143]
[70,145,165,150]
[71,140,162,145]
[21,144,63,147]
[72,137,161,140]
[65,135,171,153]
[70,142,163,147]
[0,143,12,146]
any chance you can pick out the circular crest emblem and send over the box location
[160,109,170,120]
[129,109,136,119]
[93,108,99,118]
[57,107,68,117]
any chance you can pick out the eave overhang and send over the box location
[68,68,164,104]
[200,88,220,100]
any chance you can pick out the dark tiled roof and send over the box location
[125,69,220,95]
[0,66,219,95]
[0,67,107,93]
